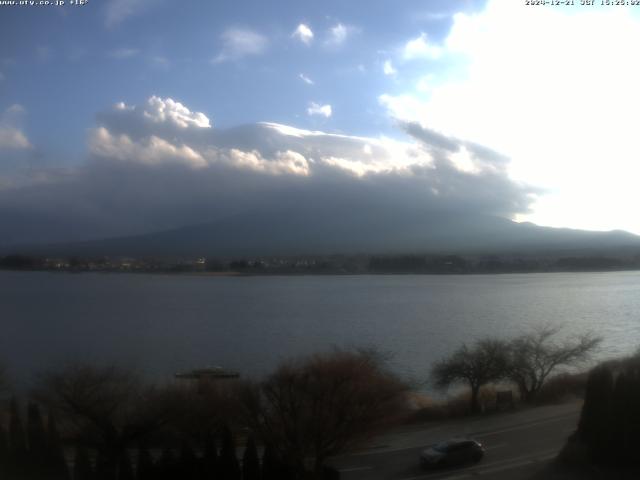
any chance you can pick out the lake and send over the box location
[1,270,639,389]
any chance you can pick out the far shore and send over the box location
[2,266,640,277]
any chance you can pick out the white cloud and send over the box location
[0,104,31,150]
[383,60,397,76]
[382,0,640,233]
[94,97,211,154]
[325,23,358,46]
[89,127,207,169]
[307,102,332,118]
[225,149,310,176]
[0,128,30,150]
[6,104,25,116]
[416,74,434,93]
[402,33,442,60]
[108,48,140,59]
[132,96,211,129]
[213,28,268,63]
[299,73,314,85]
[292,23,314,45]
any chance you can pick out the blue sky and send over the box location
[0,0,482,163]
[2,0,640,244]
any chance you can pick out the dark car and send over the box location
[419,438,484,469]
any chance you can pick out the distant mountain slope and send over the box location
[15,208,640,258]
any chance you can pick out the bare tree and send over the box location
[34,364,180,475]
[431,339,509,414]
[165,379,245,443]
[0,362,9,396]
[239,349,408,478]
[507,326,601,403]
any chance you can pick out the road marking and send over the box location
[484,442,506,451]
[479,452,556,476]
[474,414,577,438]
[399,448,559,480]
[341,414,574,459]
[344,426,450,457]
[338,466,373,473]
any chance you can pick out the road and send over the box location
[329,402,581,480]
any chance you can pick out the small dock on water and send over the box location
[175,366,240,392]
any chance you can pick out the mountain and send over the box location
[13,207,640,258]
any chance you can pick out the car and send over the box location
[419,438,484,469]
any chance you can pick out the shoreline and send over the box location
[2,267,640,277]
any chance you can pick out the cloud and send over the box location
[0,105,31,150]
[5,104,25,116]
[213,28,268,63]
[402,33,442,60]
[292,23,314,45]
[380,0,640,233]
[383,60,397,76]
[325,23,358,46]
[307,102,332,118]
[0,96,533,247]
[101,96,212,136]
[108,48,140,59]
[89,127,207,169]
[400,121,510,174]
[104,0,158,28]
[0,128,30,150]
[142,96,210,129]
[150,55,170,68]
[299,73,314,85]
[225,148,310,176]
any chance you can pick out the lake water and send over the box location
[1,270,639,388]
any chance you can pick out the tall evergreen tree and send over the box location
[27,403,48,477]
[95,449,116,480]
[117,450,134,480]
[46,410,70,480]
[0,425,9,478]
[610,371,632,464]
[27,403,47,455]
[201,432,219,480]
[179,441,200,480]
[623,366,640,466]
[9,398,27,477]
[219,426,241,480]
[578,365,614,460]
[260,444,277,480]
[241,436,260,480]
[157,448,177,480]
[73,446,93,480]
[136,445,155,480]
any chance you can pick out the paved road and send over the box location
[330,402,582,480]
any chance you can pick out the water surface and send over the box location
[1,270,638,387]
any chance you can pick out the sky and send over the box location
[2,0,640,245]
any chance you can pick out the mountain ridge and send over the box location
[8,208,640,258]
